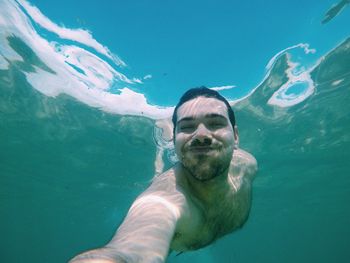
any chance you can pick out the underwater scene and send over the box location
[1,0,350,262]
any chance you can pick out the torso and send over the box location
[170,171,251,251]
[145,149,256,253]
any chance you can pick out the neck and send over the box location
[177,163,231,206]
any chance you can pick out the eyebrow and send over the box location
[177,113,227,124]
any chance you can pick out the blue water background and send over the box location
[1,0,350,262]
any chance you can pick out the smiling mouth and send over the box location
[189,146,215,154]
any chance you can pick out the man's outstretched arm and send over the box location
[69,193,181,263]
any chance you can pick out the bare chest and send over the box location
[171,178,251,252]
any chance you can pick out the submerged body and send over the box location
[71,150,256,263]
[70,88,257,263]
[167,148,256,252]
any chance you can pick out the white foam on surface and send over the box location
[266,43,316,71]
[16,0,125,66]
[210,85,236,91]
[0,0,337,118]
[268,55,316,107]
[0,0,173,119]
[0,1,27,66]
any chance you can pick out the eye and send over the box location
[207,120,227,129]
[178,123,196,133]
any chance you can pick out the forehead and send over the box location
[176,96,229,121]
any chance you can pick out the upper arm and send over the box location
[106,193,182,262]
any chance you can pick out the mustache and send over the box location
[190,138,212,147]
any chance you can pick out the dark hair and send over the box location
[172,86,236,135]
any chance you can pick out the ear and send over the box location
[233,125,239,149]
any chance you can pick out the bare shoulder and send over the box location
[231,148,258,181]
[233,148,257,168]
[144,168,178,193]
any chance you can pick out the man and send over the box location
[70,87,257,263]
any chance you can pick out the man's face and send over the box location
[174,96,235,181]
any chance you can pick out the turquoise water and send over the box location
[1,0,350,262]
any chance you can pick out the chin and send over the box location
[182,146,231,171]
[183,159,227,182]
[192,171,219,182]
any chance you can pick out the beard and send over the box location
[181,148,232,181]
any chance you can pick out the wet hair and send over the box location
[172,86,236,135]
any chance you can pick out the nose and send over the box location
[192,124,212,145]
